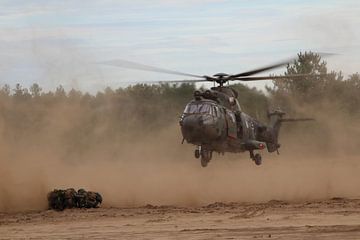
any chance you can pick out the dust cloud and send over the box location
[0,98,359,213]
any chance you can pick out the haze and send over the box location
[1,0,360,92]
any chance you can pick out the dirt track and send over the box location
[2,198,360,239]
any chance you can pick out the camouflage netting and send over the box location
[47,188,102,211]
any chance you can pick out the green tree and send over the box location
[270,52,329,102]
[55,85,66,98]
[29,83,42,97]
[0,84,10,96]
[268,52,360,117]
[13,83,31,101]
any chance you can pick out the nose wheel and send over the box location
[194,149,200,159]
[250,151,262,166]
[195,147,212,167]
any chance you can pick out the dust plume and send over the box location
[0,92,359,213]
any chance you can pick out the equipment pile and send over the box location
[47,188,102,211]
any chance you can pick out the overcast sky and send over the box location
[1,0,359,92]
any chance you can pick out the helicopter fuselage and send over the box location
[179,87,282,167]
[180,99,266,152]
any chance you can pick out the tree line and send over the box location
[0,52,358,160]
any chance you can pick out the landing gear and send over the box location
[201,150,212,167]
[201,157,208,167]
[250,151,262,166]
[194,149,200,159]
[196,146,212,167]
[254,154,262,165]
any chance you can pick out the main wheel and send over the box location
[200,150,212,167]
[254,153,262,166]
[194,149,200,159]
[201,157,208,167]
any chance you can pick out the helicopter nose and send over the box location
[181,114,203,130]
[180,114,218,144]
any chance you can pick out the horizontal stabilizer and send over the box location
[281,118,315,122]
[243,140,267,151]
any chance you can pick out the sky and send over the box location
[0,0,359,93]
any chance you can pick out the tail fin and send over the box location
[266,109,285,153]
[265,109,314,153]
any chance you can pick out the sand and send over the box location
[1,198,360,239]
[1,95,360,239]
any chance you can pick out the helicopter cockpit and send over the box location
[183,102,219,117]
[180,101,221,145]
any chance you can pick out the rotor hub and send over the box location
[213,73,229,78]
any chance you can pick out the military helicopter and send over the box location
[102,57,318,167]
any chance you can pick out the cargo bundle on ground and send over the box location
[47,188,102,211]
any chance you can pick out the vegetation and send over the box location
[0,52,359,159]
[0,80,269,137]
[268,52,360,117]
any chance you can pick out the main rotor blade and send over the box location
[159,79,210,83]
[99,59,204,78]
[229,58,296,78]
[232,74,326,81]
[102,78,211,86]
[229,53,335,78]
[123,79,210,84]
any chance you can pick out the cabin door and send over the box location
[225,110,237,139]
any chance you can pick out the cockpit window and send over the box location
[212,106,217,117]
[184,103,213,115]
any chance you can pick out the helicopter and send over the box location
[102,57,319,167]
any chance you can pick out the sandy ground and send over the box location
[1,198,360,239]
